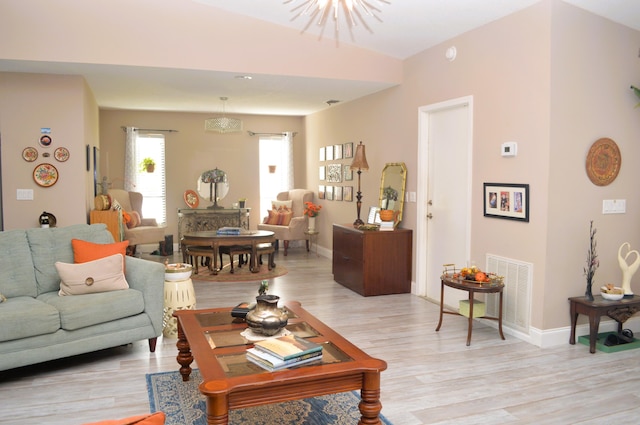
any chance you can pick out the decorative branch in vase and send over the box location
[583,220,599,301]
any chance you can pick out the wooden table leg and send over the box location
[498,291,505,340]
[175,318,193,381]
[466,292,474,346]
[250,241,258,273]
[204,392,229,425]
[359,370,383,425]
[435,280,445,331]
[588,313,601,354]
[212,242,219,275]
[569,300,577,345]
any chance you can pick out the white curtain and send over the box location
[124,127,136,191]
[283,131,294,190]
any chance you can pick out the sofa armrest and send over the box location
[287,216,307,232]
[124,256,165,336]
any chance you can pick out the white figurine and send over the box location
[618,242,640,296]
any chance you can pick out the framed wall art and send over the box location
[483,182,529,222]
[343,165,353,181]
[319,165,325,181]
[344,142,353,159]
[343,186,353,202]
[319,147,325,162]
[326,164,342,183]
[325,145,334,161]
[334,144,343,160]
[334,186,343,201]
[325,185,334,201]
[318,185,325,199]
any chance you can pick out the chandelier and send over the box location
[205,97,243,134]
[284,0,390,32]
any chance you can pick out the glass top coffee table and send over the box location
[173,301,387,425]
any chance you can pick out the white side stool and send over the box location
[163,264,195,338]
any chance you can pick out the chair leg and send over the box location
[306,240,310,252]
[283,240,289,256]
[148,337,157,352]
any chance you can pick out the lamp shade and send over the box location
[351,141,369,170]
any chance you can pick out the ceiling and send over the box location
[2,0,639,116]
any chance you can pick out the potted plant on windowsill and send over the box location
[140,158,155,173]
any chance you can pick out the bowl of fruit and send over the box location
[601,284,624,300]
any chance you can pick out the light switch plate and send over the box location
[602,199,626,214]
[17,189,33,200]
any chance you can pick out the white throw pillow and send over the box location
[56,254,129,296]
[271,200,293,211]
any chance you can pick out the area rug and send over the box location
[190,262,288,283]
[146,369,393,425]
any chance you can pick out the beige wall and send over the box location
[0,73,98,229]
[305,0,640,333]
[99,110,305,238]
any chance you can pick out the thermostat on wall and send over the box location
[501,142,517,157]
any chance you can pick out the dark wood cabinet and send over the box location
[332,223,412,296]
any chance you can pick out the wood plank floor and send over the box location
[1,248,639,424]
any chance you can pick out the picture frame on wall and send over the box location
[483,182,529,222]
[343,165,353,181]
[334,144,343,160]
[326,164,342,183]
[325,145,334,161]
[319,166,325,181]
[319,147,325,162]
[344,142,354,158]
[334,186,343,201]
[318,185,325,199]
[343,186,353,202]
[326,185,334,201]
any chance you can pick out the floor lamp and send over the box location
[351,141,369,226]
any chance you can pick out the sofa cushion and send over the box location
[27,224,114,295]
[71,239,129,270]
[57,254,129,296]
[0,229,38,298]
[0,296,61,342]
[39,289,145,331]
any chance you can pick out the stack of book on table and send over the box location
[379,221,395,231]
[247,334,323,372]
[216,227,242,235]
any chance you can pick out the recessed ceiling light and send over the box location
[234,75,252,80]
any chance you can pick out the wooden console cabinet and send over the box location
[332,223,412,296]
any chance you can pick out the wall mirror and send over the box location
[379,162,407,224]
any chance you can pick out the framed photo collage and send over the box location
[318,142,354,202]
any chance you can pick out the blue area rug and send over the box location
[146,369,392,425]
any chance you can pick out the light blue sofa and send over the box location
[0,223,164,371]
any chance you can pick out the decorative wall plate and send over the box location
[22,147,38,162]
[33,163,59,187]
[39,135,52,148]
[183,189,199,208]
[54,147,70,162]
[586,138,621,186]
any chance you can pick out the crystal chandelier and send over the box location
[284,0,390,32]
[205,97,243,134]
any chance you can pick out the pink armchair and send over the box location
[257,189,313,255]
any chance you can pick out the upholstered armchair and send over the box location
[90,189,165,255]
[257,189,313,256]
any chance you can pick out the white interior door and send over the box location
[416,97,472,303]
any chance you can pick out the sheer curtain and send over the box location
[124,127,136,192]
[259,132,294,215]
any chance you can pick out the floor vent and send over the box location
[485,254,533,334]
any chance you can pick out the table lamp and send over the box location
[350,141,369,226]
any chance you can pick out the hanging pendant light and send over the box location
[284,0,390,33]
[205,97,243,134]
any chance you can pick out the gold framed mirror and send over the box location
[379,162,407,225]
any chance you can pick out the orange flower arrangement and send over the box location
[303,201,322,217]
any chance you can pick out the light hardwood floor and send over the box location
[1,248,639,425]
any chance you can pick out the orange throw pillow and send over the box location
[82,411,166,425]
[71,239,129,271]
[127,211,141,228]
[266,209,280,225]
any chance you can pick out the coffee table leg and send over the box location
[205,394,229,425]
[359,371,383,425]
[175,318,193,381]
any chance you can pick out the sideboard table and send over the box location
[436,274,505,346]
[568,295,640,353]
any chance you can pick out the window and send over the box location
[133,134,166,225]
[259,134,293,214]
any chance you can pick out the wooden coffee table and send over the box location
[173,302,387,425]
